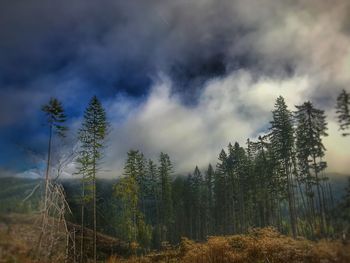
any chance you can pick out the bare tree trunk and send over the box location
[285,161,297,238]
[320,178,329,233]
[36,124,53,254]
[80,179,85,263]
[313,154,326,235]
[93,127,97,263]
[93,167,97,263]
[44,124,53,213]
[297,178,315,236]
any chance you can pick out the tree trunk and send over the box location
[285,161,297,238]
[93,160,97,263]
[80,178,85,263]
[313,154,326,235]
[37,124,53,254]
[93,118,97,263]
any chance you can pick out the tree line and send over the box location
[39,90,350,261]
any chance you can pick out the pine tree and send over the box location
[158,152,173,242]
[269,96,298,237]
[248,135,277,228]
[171,176,187,243]
[184,173,194,238]
[38,98,67,253]
[145,159,159,225]
[336,89,350,136]
[145,159,161,247]
[204,164,215,236]
[115,151,152,250]
[114,175,139,242]
[294,101,328,235]
[338,177,350,238]
[123,150,148,215]
[215,149,230,234]
[77,96,108,263]
[41,98,67,213]
[192,166,203,240]
[232,142,249,233]
[226,143,238,234]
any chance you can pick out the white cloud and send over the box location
[16,169,41,179]
[101,70,350,178]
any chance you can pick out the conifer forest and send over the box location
[1,1,350,262]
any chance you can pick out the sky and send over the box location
[1,0,350,178]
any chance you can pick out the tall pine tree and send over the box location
[336,89,350,136]
[38,98,67,254]
[41,98,67,213]
[294,101,328,235]
[269,96,298,237]
[158,152,173,243]
[77,96,108,263]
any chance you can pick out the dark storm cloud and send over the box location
[0,1,270,106]
[0,0,233,126]
[1,0,350,175]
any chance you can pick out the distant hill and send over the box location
[326,173,350,201]
[0,176,117,213]
[0,177,42,213]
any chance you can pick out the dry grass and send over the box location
[108,228,350,263]
[0,213,67,263]
[0,213,128,262]
[1,215,349,263]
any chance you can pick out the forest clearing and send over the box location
[1,213,349,263]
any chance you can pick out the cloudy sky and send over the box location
[1,0,350,178]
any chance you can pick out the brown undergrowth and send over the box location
[1,215,349,263]
[108,228,350,263]
[0,213,128,262]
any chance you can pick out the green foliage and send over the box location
[336,177,350,233]
[76,95,109,262]
[269,96,297,237]
[269,96,294,166]
[136,215,152,249]
[76,95,109,206]
[294,101,329,236]
[114,150,153,250]
[77,96,108,169]
[158,152,174,241]
[114,175,139,242]
[41,97,67,137]
[336,89,350,136]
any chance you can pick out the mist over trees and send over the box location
[14,91,350,261]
